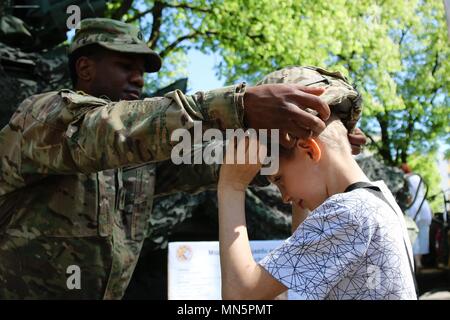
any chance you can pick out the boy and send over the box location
[217,67,417,300]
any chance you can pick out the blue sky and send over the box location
[185,49,224,93]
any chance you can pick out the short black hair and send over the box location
[68,44,108,87]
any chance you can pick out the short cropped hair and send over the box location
[317,115,352,153]
[279,115,351,158]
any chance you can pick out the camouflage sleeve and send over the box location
[154,159,220,197]
[11,85,245,175]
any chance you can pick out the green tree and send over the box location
[106,0,449,209]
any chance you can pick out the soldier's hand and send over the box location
[243,84,330,148]
[348,127,367,155]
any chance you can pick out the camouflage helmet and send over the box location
[252,65,363,187]
[256,66,362,132]
[68,18,161,73]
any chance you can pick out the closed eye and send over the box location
[273,175,282,183]
[118,62,132,70]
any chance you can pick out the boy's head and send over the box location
[257,66,363,211]
[269,115,353,211]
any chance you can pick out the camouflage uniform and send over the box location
[0,18,245,299]
[257,66,362,132]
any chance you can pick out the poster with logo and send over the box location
[168,240,283,300]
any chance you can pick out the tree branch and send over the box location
[126,1,210,23]
[429,87,441,106]
[428,52,441,106]
[112,0,134,20]
[148,1,165,49]
[126,7,154,22]
[336,51,363,84]
[124,1,249,57]
[398,26,411,46]
[203,30,238,43]
[158,30,237,58]
[337,52,355,74]
[163,2,210,13]
[375,113,393,165]
[159,32,201,58]
[394,146,400,164]
[364,131,383,155]
[431,51,439,76]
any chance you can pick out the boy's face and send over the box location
[269,139,328,211]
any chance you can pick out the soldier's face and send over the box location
[88,50,146,101]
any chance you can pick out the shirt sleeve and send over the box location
[258,198,370,300]
[7,84,245,178]
[154,158,219,197]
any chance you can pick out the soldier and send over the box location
[0,18,366,299]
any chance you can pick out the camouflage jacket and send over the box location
[0,85,245,299]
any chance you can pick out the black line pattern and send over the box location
[259,188,417,300]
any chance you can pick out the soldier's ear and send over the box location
[76,56,96,82]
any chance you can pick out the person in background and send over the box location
[401,163,433,270]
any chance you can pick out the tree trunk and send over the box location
[376,113,394,165]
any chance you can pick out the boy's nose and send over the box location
[282,192,292,204]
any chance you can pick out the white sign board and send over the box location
[168,240,283,300]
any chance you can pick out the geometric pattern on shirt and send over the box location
[259,189,417,300]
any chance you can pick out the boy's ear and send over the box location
[297,138,321,162]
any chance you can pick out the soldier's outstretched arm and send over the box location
[7,85,245,175]
[7,82,333,175]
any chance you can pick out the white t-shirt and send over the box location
[259,181,417,300]
[405,174,433,225]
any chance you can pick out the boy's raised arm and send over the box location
[217,140,287,300]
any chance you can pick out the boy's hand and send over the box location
[218,135,267,192]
